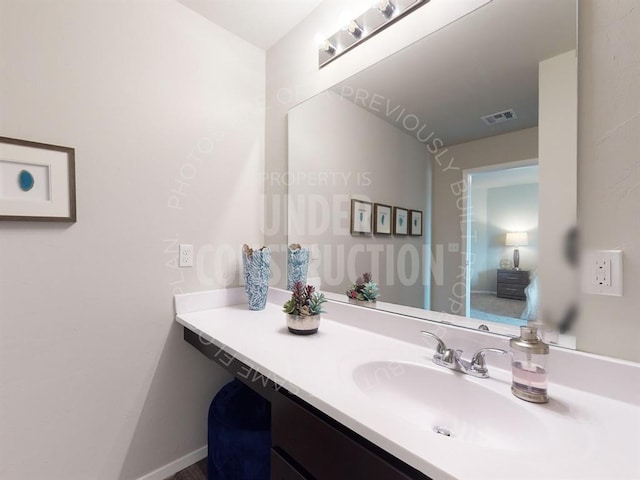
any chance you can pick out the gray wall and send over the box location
[0,1,265,478]
[288,91,430,308]
[470,183,539,292]
[431,128,539,314]
[479,183,539,291]
[576,0,640,360]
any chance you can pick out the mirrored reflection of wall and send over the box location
[432,127,539,315]
[471,177,539,294]
[289,90,430,308]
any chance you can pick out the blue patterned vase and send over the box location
[242,246,271,311]
[287,246,309,290]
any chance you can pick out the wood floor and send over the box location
[163,458,207,480]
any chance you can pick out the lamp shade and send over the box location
[505,232,528,246]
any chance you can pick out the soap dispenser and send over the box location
[510,326,549,403]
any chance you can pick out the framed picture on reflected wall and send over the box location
[0,136,76,222]
[409,210,423,236]
[350,198,372,235]
[373,203,392,235]
[393,207,408,236]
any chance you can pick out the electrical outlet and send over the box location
[593,258,611,287]
[583,250,622,296]
[448,243,460,253]
[179,244,194,267]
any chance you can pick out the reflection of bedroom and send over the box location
[468,165,539,326]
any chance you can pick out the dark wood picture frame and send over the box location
[0,136,76,222]
[350,198,372,235]
[373,203,392,235]
[409,210,423,236]
[393,207,408,236]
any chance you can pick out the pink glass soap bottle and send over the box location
[510,326,549,403]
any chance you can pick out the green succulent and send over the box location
[345,273,379,302]
[283,282,327,316]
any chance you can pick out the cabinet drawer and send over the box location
[497,283,526,299]
[271,449,309,480]
[497,271,529,284]
[272,390,427,480]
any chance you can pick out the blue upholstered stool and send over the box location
[207,379,271,480]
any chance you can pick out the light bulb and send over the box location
[321,39,336,54]
[376,0,396,17]
[347,20,363,38]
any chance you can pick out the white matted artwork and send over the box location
[373,203,392,235]
[393,207,408,236]
[409,210,423,236]
[350,198,372,235]
[0,136,76,221]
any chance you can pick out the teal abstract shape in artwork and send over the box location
[18,170,35,192]
[399,217,404,227]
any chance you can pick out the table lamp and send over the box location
[505,232,528,270]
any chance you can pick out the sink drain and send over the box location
[433,426,454,437]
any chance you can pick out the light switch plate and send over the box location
[448,243,460,253]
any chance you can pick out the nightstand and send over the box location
[497,269,530,300]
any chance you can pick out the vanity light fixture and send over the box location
[321,39,336,54]
[377,0,396,18]
[318,0,429,68]
[347,20,364,39]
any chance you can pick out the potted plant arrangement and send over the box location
[283,281,327,335]
[346,272,379,308]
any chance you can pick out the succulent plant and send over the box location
[346,272,379,302]
[283,281,327,316]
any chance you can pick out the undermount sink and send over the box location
[352,361,553,451]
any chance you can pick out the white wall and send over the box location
[0,1,265,479]
[486,183,539,279]
[431,127,538,314]
[288,91,429,307]
[577,1,640,361]
[472,183,539,292]
[538,49,578,334]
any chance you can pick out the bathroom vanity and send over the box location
[175,288,640,480]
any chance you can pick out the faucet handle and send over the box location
[420,331,447,355]
[470,348,508,375]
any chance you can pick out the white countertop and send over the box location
[175,288,640,480]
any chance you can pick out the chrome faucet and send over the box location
[420,331,507,379]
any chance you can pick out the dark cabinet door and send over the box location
[272,389,430,480]
[271,449,310,480]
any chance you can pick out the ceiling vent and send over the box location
[481,109,518,126]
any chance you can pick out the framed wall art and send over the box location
[350,198,372,235]
[373,203,392,235]
[393,207,408,236]
[409,210,423,236]
[0,136,76,222]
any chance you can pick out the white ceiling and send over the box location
[177,0,324,50]
[332,0,576,146]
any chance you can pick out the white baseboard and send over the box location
[137,446,207,480]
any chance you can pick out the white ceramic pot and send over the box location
[286,314,321,335]
[355,299,377,308]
